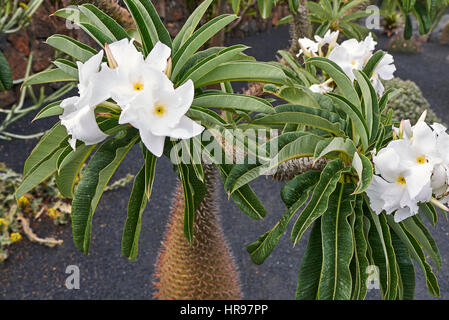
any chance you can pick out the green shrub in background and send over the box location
[387,34,422,53]
[383,77,442,125]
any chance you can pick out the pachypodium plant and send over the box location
[17,0,289,262]
[225,31,448,299]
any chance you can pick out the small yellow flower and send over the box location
[17,196,29,208]
[47,208,61,219]
[10,232,22,242]
[0,218,9,229]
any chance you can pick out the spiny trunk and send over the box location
[153,166,242,300]
[288,2,312,56]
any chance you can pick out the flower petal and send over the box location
[140,129,166,157]
[60,100,108,149]
[155,115,204,140]
[146,41,171,72]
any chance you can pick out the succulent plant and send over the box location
[153,166,242,300]
[383,77,442,125]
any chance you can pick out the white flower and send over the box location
[366,174,432,222]
[367,145,433,222]
[370,53,396,95]
[314,30,339,49]
[118,75,204,157]
[429,123,449,200]
[328,33,377,82]
[60,51,109,149]
[102,39,172,106]
[328,39,367,81]
[377,140,433,195]
[309,82,332,94]
[297,30,340,58]
[297,37,319,57]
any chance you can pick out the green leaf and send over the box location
[281,170,322,207]
[318,183,354,300]
[352,152,373,194]
[248,190,310,265]
[295,220,323,300]
[290,159,344,246]
[55,144,96,199]
[269,85,321,108]
[79,4,129,41]
[362,51,386,79]
[391,231,415,300]
[379,88,400,113]
[402,216,441,271]
[254,104,345,134]
[71,129,139,254]
[172,0,214,54]
[328,93,369,151]
[46,35,97,63]
[194,61,288,87]
[217,163,266,220]
[367,206,399,300]
[193,92,275,114]
[0,50,13,92]
[172,14,238,79]
[143,148,157,200]
[124,0,158,55]
[257,0,273,19]
[121,164,148,260]
[22,69,77,87]
[307,57,360,109]
[225,133,323,194]
[53,59,79,79]
[177,45,249,85]
[350,196,369,300]
[404,14,413,39]
[23,123,69,176]
[419,202,437,226]
[15,148,65,199]
[80,23,115,48]
[133,0,172,48]
[248,171,321,265]
[33,101,63,121]
[314,137,357,162]
[232,0,241,14]
[186,106,227,129]
[387,215,440,297]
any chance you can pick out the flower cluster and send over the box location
[60,39,204,157]
[297,31,396,96]
[366,112,449,222]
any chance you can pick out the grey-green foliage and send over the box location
[383,77,442,125]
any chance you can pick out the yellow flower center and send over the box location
[351,61,356,66]
[416,156,426,164]
[397,176,406,185]
[133,82,144,91]
[154,105,166,116]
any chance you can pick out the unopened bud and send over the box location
[105,43,118,69]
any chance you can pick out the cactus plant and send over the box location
[383,77,442,125]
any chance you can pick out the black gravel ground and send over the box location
[1,26,449,300]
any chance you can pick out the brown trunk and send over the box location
[288,2,312,56]
[153,166,242,300]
